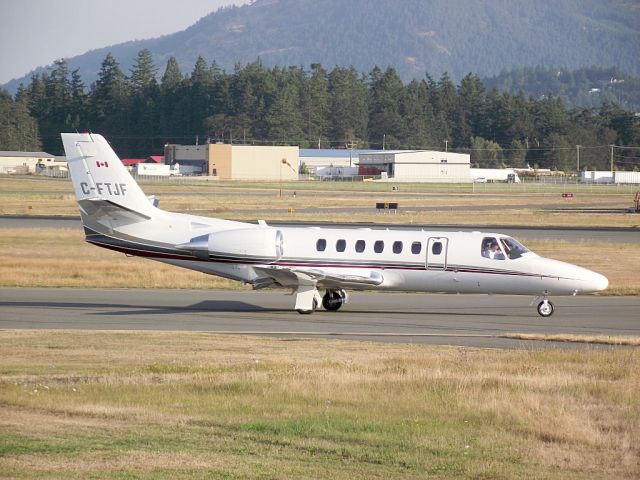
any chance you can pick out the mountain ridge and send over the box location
[3,0,639,93]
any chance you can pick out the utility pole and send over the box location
[576,145,580,172]
[382,134,386,150]
[347,140,357,168]
[445,139,448,152]
[610,144,614,171]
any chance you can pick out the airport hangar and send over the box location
[357,150,471,182]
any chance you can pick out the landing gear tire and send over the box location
[322,290,344,311]
[537,299,554,317]
[296,298,318,315]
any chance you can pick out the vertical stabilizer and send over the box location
[61,133,156,218]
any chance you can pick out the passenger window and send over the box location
[374,240,384,253]
[481,237,505,260]
[411,242,422,254]
[392,241,403,254]
[432,242,442,255]
[316,239,326,252]
[336,239,346,252]
[355,240,365,253]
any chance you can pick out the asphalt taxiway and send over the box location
[1,288,638,348]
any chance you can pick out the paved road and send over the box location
[2,216,639,244]
[1,288,638,349]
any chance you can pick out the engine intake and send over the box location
[178,227,284,262]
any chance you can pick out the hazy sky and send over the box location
[0,0,248,84]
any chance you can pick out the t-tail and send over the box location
[61,133,159,230]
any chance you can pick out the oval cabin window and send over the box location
[316,239,326,252]
[336,239,346,252]
[432,242,443,255]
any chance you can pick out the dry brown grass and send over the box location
[2,175,640,227]
[501,333,640,346]
[0,330,638,479]
[0,228,241,289]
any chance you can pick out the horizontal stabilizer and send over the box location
[78,198,151,229]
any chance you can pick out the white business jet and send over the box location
[61,133,608,316]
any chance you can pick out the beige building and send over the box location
[208,144,299,180]
[164,143,299,180]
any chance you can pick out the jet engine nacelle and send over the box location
[179,227,284,262]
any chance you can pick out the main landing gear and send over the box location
[322,289,347,311]
[294,287,347,314]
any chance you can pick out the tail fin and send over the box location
[61,133,157,221]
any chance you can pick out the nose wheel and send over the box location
[537,299,554,317]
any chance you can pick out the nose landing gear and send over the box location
[536,297,555,317]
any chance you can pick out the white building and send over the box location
[580,171,614,184]
[357,150,471,182]
[299,149,371,172]
[0,151,56,174]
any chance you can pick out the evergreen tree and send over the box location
[42,59,73,152]
[328,66,368,146]
[400,79,434,148]
[161,56,183,88]
[432,73,457,149]
[454,73,485,148]
[301,64,330,147]
[159,56,186,139]
[0,89,41,151]
[187,55,214,136]
[90,53,130,145]
[368,67,404,149]
[69,69,88,131]
[129,49,159,155]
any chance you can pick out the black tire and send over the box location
[322,290,343,311]
[537,300,554,317]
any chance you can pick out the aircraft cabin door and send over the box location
[426,237,449,270]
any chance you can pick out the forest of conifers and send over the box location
[1,50,638,171]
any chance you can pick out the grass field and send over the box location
[1,177,639,479]
[0,228,639,294]
[0,330,638,479]
[2,175,640,227]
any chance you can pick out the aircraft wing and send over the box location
[253,265,384,289]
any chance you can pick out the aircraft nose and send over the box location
[583,270,609,293]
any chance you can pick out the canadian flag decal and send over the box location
[96,161,109,168]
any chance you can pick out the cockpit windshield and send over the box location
[500,237,529,259]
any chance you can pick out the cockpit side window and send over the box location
[481,237,505,260]
[500,237,529,259]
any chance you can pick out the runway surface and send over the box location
[2,215,640,243]
[1,288,638,349]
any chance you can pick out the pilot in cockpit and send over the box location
[482,237,505,260]
[489,241,505,260]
